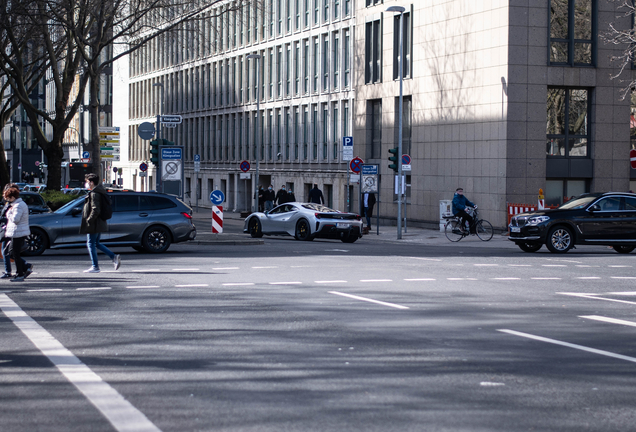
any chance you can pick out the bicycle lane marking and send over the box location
[0,294,162,432]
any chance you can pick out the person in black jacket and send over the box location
[287,187,296,203]
[308,184,324,204]
[264,185,275,211]
[275,185,288,205]
[363,192,376,228]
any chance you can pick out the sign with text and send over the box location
[342,136,353,161]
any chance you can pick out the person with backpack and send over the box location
[80,173,120,273]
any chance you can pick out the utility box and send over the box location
[439,200,452,232]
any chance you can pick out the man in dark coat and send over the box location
[308,183,324,204]
[363,192,376,228]
[80,173,121,273]
[275,185,288,205]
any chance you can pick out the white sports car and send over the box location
[243,202,363,243]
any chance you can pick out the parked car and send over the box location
[244,202,363,243]
[509,192,636,253]
[20,191,52,214]
[24,191,197,256]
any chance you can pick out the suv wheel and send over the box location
[546,226,573,253]
[517,242,542,253]
[142,225,171,253]
[613,245,635,254]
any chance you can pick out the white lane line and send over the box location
[126,286,160,289]
[0,294,161,432]
[542,265,567,267]
[480,382,505,387]
[172,268,200,271]
[329,291,409,310]
[580,315,636,328]
[222,283,255,286]
[609,265,632,268]
[492,278,520,280]
[77,287,112,291]
[607,291,636,296]
[212,267,239,270]
[360,279,392,283]
[26,289,62,292]
[315,280,347,284]
[410,258,442,262]
[269,281,302,285]
[576,277,601,280]
[404,278,436,281]
[611,277,636,280]
[252,266,278,269]
[50,272,79,274]
[498,329,636,364]
[558,292,636,306]
[531,277,561,280]
[175,284,208,288]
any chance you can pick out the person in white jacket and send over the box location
[3,187,33,282]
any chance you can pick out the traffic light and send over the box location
[164,139,174,147]
[150,139,161,165]
[388,147,399,173]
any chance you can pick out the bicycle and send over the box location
[444,208,494,242]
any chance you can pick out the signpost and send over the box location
[402,154,411,172]
[161,115,183,125]
[161,147,183,198]
[99,127,120,162]
[342,137,353,161]
[240,161,251,211]
[361,164,380,235]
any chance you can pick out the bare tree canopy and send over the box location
[603,0,636,98]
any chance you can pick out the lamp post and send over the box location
[14,125,22,182]
[387,5,405,239]
[153,82,165,192]
[67,126,82,160]
[247,54,262,213]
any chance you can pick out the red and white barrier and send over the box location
[507,203,536,225]
[212,206,223,233]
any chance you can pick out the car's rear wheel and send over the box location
[295,219,313,241]
[517,242,542,253]
[248,218,263,238]
[142,225,171,253]
[546,226,573,253]
[613,245,635,254]
[23,228,48,256]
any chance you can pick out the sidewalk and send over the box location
[189,208,515,248]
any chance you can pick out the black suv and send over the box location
[509,192,636,254]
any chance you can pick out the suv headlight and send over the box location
[526,216,550,226]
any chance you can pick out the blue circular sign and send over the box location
[210,190,225,205]
[139,163,148,172]
[402,154,411,164]
[82,151,90,159]
[240,160,251,172]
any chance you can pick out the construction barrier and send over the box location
[212,206,224,233]
[507,203,537,225]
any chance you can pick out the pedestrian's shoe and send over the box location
[113,254,121,271]
[84,267,100,273]
[0,273,13,279]
[10,275,25,282]
[24,264,33,279]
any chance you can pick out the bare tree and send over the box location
[603,0,636,98]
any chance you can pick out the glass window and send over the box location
[344,29,350,88]
[545,179,588,206]
[549,0,595,66]
[365,20,382,84]
[547,88,589,157]
[113,195,139,212]
[624,197,636,210]
[596,197,622,211]
[370,99,382,158]
[393,12,412,79]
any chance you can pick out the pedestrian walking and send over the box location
[257,186,265,212]
[80,173,121,273]
[308,183,324,204]
[287,187,296,203]
[264,185,275,211]
[275,185,288,205]
[3,186,33,282]
[363,192,376,228]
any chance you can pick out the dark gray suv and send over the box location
[24,191,196,256]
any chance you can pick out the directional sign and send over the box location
[342,136,353,161]
[82,151,90,159]
[210,190,225,205]
[631,149,636,169]
[194,154,201,162]
[349,157,364,173]
[161,115,183,124]
[140,163,148,172]
[240,160,251,172]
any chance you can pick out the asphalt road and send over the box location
[2,223,636,432]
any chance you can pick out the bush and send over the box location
[41,191,79,211]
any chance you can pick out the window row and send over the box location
[131,0,353,77]
[130,30,352,119]
[365,9,412,84]
[549,0,596,66]
[129,100,352,164]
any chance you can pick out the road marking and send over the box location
[269,281,302,285]
[252,266,278,269]
[607,291,636,295]
[77,287,112,291]
[410,258,442,262]
[498,329,636,364]
[0,294,161,432]
[480,382,505,387]
[175,284,208,288]
[580,315,636,328]
[222,283,255,286]
[126,286,160,289]
[26,289,63,292]
[558,292,636,306]
[360,279,392,283]
[404,278,436,281]
[315,280,347,284]
[531,277,561,280]
[609,265,631,268]
[326,249,350,252]
[212,267,239,270]
[329,291,409,310]
[542,265,567,267]
[508,264,532,267]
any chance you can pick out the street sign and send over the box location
[101,155,120,161]
[402,154,411,164]
[239,173,251,180]
[140,163,148,172]
[138,122,155,140]
[350,157,364,173]
[194,154,201,162]
[82,151,90,159]
[161,147,183,182]
[161,148,182,160]
[631,149,636,169]
[194,154,201,172]
[35,161,40,167]
[161,115,183,124]
[342,136,353,161]
[113,167,118,173]
[361,164,379,193]
[240,160,251,172]
[210,190,225,205]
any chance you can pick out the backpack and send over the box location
[99,193,113,221]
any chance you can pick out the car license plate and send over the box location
[336,223,349,228]
[510,227,521,233]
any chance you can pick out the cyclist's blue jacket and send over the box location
[452,193,475,215]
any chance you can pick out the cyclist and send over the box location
[452,187,477,234]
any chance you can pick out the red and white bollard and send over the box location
[212,206,223,234]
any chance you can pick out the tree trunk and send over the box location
[0,137,11,190]
[44,141,64,190]
[88,66,102,180]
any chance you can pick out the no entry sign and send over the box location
[349,157,364,173]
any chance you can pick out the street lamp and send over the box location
[247,53,262,213]
[14,125,22,182]
[67,126,83,160]
[386,5,406,239]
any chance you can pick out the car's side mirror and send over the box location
[71,207,83,216]
[588,204,601,213]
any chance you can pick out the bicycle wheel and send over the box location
[475,220,494,241]
[445,220,464,242]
